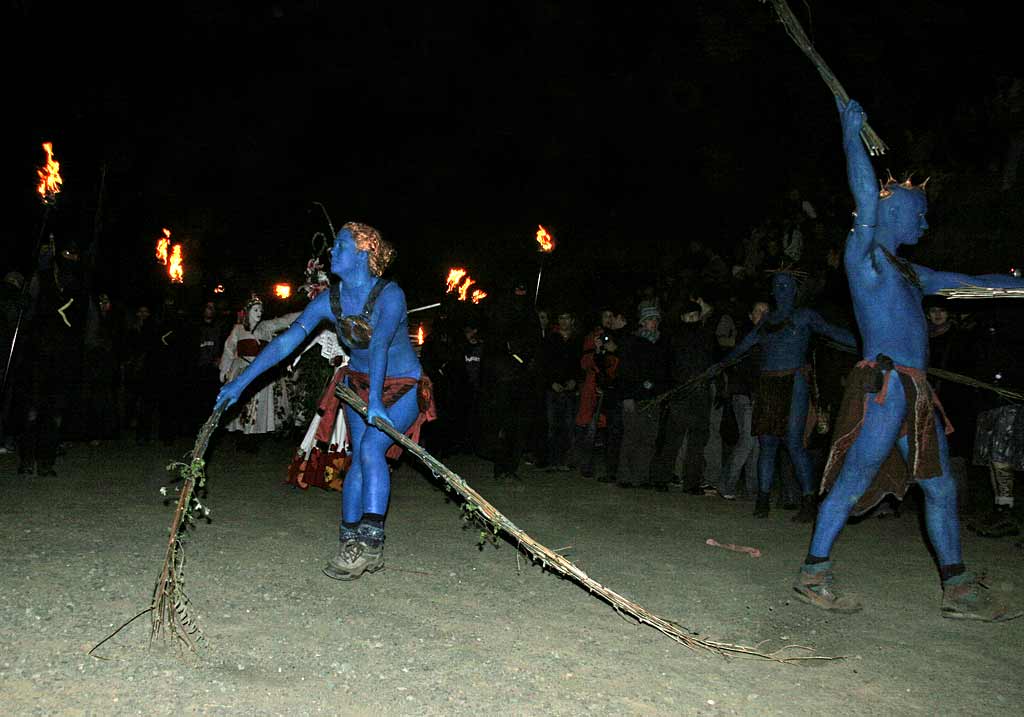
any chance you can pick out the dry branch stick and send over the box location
[150,403,226,651]
[936,283,1024,300]
[336,384,838,663]
[760,0,888,156]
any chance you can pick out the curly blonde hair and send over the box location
[343,222,395,277]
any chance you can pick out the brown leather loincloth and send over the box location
[820,360,953,515]
[751,365,816,444]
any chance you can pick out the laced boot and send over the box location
[323,521,386,581]
[791,494,818,523]
[793,561,863,613]
[941,572,1023,622]
[323,524,365,580]
[753,492,771,518]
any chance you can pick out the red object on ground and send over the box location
[705,538,762,558]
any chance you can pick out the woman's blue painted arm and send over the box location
[216,293,331,408]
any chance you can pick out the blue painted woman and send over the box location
[218,222,434,580]
[794,98,1024,621]
[716,270,855,521]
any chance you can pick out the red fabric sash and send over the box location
[317,366,436,460]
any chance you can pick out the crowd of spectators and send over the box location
[0,239,234,474]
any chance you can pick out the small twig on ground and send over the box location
[89,606,155,659]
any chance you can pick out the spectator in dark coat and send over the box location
[481,279,541,479]
[617,304,671,488]
[651,301,716,492]
[541,310,581,471]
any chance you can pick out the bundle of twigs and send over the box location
[335,384,834,663]
[150,403,226,651]
[937,284,1024,300]
[90,405,225,659]
[759,0,888,156]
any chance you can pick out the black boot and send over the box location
[753,492,771,518]
[792,494,818,523]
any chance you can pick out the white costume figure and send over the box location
[286,329,353,490]
[219,296,300,434]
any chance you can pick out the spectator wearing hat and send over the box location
[617,303,671,488]
[651,300,717,492]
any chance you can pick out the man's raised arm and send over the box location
[838,97,880,263]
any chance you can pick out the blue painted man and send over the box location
[715,272,855,521]
[218,222,433,581]
[794,98,1024,620]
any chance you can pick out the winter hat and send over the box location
[638,303,660,322]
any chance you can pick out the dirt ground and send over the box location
[2,434,1022,716]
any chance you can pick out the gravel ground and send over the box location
[2,435,1022,716]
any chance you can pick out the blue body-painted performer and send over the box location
[715,272,855,521]
[218,222,433,580]
[793,98,1024,621]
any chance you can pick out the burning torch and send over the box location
[406,268,489,315]
[2,142,65,393]
[446,268,487,304]
[156,228,184,284]
[534,225,555,305]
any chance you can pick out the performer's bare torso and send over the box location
[846,243,929,370]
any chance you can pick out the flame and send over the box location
[445,268,467,293]
[458,277,475,301]
[417,324,425,345]
[36,142,63,200]
[445,267,486,302]
[274,283,292,300]
[535,225,555,253]
[168,244,184,283]
[156,228,171,264]
[213,284,225,294]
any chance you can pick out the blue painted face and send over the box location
[772,273,797,310]
[330,228,361,276]
[879,187,928,246]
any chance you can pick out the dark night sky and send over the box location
[3,2,1020,310]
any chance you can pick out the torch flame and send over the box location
[445,268,467,293]
[274,283,292,300]
[444,268,486,302]
[168,244,184,283]
[156,228,171,265]
[417,324,425,345]
[535,225,555,253]
[458,277,476,302]
[36,142,63,200]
